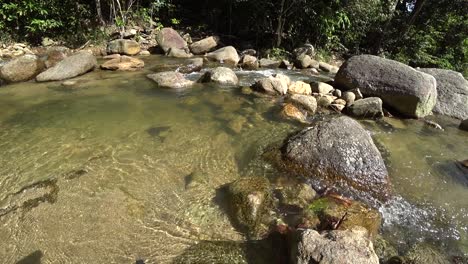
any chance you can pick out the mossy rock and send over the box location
[373,234,398,263]
[302,196,382,238]
[403,243,451,264]
[227,177,274,239]
[277,183,317,209]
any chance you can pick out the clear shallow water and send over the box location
[0,55,466,263]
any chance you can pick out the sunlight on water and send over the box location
[0,55,466,262]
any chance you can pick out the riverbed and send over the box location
[0,55,466,263]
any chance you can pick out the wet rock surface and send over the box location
[147,71,194,89]
[282,116,391,204]
[301,196,382,238]
[198,67,239,85]
[335,55,437,118]
[291,227,379,264]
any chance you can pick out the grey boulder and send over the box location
[156,27,188,53]
[282,116,390,204]
[419,68,468,120]
[198,67,239,85]
[348,97,384,118]
[0,54,44,83]
[36,51,97,82]
[189,36,218,55]
[205,46,240,65]
[147,71,194,89]
[335,55,437,118]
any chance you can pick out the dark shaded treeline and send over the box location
[0,0,466,74]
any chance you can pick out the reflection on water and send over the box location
[0,55,466,262]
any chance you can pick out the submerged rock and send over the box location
[335,55,437,118]
[287,94,317,114]
[198,67,239,85]
[178,58,203,74]
[0,54,44,83]
[401,243,452,264]
[106,39,141,55]
[302,197,382,237]
[277,183,317,209]
[373,235,399,263]
[156,27,188,53]
[147,71,194,89]
[281,103,307,123]
[291,227,379,264]
[419,68,468,120]
[100,55,144,71]
[205,46,240,65]
[282,116,390,204]
[226,177,274,239]
[189,36,218,55]
[348,97,384,118]
[36,51,97,82]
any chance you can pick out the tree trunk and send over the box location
[275,0,286,47]
[408,0,427,26]
[96,0,105,25]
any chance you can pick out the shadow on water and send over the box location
[16,250,43,264]
[174,185,289,264]
[434,160,468,187]
[172,234,289,264]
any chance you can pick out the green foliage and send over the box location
[0,0,91,44]
[268,47,289,60]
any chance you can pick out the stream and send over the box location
[0,55,466,263]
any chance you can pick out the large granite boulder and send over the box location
[282,116,390,204]
[106,39,141,55]
[198,67,239,85]
[419,68,468,120]
[189,36,218,55]
[156,28,188,53]
[205,46,240,65]
[0,54,44,83]
[147,71,194,89]
[36,51,97,82]
[291,227,379,264]
[335,55,437,118]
